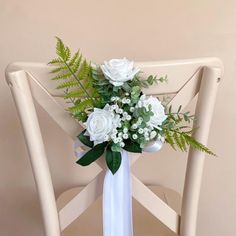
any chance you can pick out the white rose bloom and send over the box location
[137,95,167,128]
[101,58,140,86]
[85,105,120,144]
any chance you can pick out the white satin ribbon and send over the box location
[74,139,163,236]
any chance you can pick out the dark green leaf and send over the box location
[106,146,122,174]
[123,139,142,153]
[76,142,108,166]
[77,130,94,148]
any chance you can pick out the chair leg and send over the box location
[180,67,221,236]
[6,70,61,236]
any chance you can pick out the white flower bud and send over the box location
[123,112,128,117]
[138,128,144,134]
[132,134,138,139]
[120,142,125,147]
[126,115,131,121]
[130,107,135,112]
[117,137,122,142]
[113,138,119,144]
[123,133,129,139]
[118,108,123,114]
[150,131,157,139]
[123,127,128,133]
[132,124,138,129]
[122,98,127,104]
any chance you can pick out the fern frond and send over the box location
[50,65,67,73]
[165,130,176,150]
[51,72,72,80]
[48,58,63,65]
[173,132,184,151]
[183,134,216,156]
[64,90,85,98]
[56,80,79,89]
[68,98,94,114]
[69,51,79,66]
[55,37,71,61]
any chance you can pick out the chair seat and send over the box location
[57,185,181,236]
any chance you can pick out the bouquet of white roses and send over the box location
[49,38,215,174]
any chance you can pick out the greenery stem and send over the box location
[62,59,95,104]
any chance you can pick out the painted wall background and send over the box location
[0,0,235,235]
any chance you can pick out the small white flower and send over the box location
[138,117,143,123]
[117,137,122,142]
[112,129,118,134]
[132,124,138,129]
[113,138,119,144]
[122,98,127,104]
[132,134,138,139]
[123,133,129,139]
[112,104,118,110]
[126,99,131,104]
[101,58,140,86]
[111,97,116,102]
[120,142,125,148]
[118,132,123,137]
[126,115,131,121]
[118,108,123,114]
[111,133,117,139]
[145,137,150,141]
[125,92,129,96]
[144,128,149,132]
[150,131,157,139]
[144,132,149,138]
[130,107,135,112]
[123,112,128,117]
[138,128,144,134]
[123,127,128,133]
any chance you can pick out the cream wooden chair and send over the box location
[5,58,223,236]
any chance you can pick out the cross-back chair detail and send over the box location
[6,58,223,236]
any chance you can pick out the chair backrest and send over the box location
[5,58,223,236]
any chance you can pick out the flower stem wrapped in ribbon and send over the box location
[49,37,216,174]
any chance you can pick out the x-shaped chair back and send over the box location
[5,58,223,236]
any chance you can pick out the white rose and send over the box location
[101,58,140,86]
[85,105,120,144]
[137,95,167,128]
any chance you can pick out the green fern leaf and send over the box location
[184,134,216,156]
[68,98,94,114]
[48,58,62,65]
[56,80,79,89]
[64,90,86,99]
[51,72,72,80]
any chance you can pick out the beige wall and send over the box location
[0,0,236,235]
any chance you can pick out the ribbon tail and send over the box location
[103,150,133,236]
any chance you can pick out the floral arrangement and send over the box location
[49,38,215,174]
